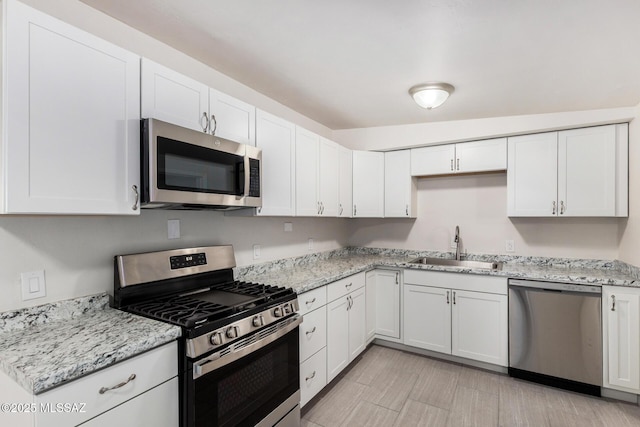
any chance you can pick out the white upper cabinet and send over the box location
[384,150,417,218]
[319,138,340,217]
[295,127,320,216]
[352,151,384,217]
[4,0,140,215]
[141,59,256,145]
[507,124,628,217]
[141,59,209,133]
[255,110,296,216]
[338,146,353,217]
[209,88,256,145]
[410,138,506,176]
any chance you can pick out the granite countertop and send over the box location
[0,294,181,395]
[237,248,639,294]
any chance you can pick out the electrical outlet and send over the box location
[168,219,180,239]
[505,240,515,253]
[253,244,261,259]
[284,222,293,232]
[308,238,314,250]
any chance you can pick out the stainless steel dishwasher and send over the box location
[508,279,602,396]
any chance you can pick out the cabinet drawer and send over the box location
[300,348,327,407]
[36,342,177,427]
[327,272,365,302]
[300,306,327,361]
[404,269,507,295]
[298,286,327,316]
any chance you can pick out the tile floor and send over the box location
[301,344,640,427]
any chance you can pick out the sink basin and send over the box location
[409,257,503,271]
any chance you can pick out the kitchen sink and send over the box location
[408,257,503,271]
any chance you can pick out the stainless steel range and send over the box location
[113,245,301,427]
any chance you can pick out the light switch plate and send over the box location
[253,244,261,259]
[284,222,293,232]
[21,270,46,301]
[308,238,314,250]
[505,240,515,253]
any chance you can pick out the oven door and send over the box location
[185,315,301,427]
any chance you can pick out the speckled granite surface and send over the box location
[0,293,181,395]
[236,247,638,293]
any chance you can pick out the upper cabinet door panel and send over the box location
[455,138,507,173]
[338,146,353,217]
[352,151,384,217]
[384,150,416,218]
[507,132,558,217]
[319,138,339,217]
[209,88,256,145]
[141,58,209,133]
[255,110,296,216]
[295,127,320,216]
[410,144,455,176]
[558,126,616,217]
[5,0,140,215]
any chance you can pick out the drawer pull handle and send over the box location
[345,282,352,289]
[305,297,316,306]
[99,374,136,394]
[611,295,616,312]
[306,326,317,336]
[306,371,316,382]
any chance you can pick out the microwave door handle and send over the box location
[241,153,250,199]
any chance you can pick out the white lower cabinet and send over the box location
[298,286,328,407]
[403,270,508,366]
[367,269,401,340]
[326,273,366,383]
[602,286,640,393]
[35,342,178,427]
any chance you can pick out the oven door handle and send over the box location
[193,314,302,379]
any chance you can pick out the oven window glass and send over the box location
[190,327,299,427]
[157,136,243,195]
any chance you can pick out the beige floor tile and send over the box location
[393,399,449,427]
[303,378,367,426]
[546,408,603,427]
[458,366,503,395]
[361,368,419,411]
[341,401,399,427]
[542,386,600,418]
[300,419,323,427]
[344,345,394,385]
[447,385,499,427]
[499,382,550,426]
[409,360,461,410]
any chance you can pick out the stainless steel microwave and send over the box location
[141,118,261,210]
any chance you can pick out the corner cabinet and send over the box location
[403,270,508,366]
[255,110,296,216]
[352,151,384,217]
[326,273,366,382]
[507,124,628,217]
[602,286,640,393]
[384,151,417,218]
[366,269,401,340]
[3,0,141,215]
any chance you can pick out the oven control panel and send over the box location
[186,299,299,358]
[170,253,207,270]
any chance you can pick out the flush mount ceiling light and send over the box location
[409,82,455,109]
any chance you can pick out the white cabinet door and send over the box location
[348,287,367,361]
[295,127,320,216]
[319,138,340,217]
[255,110,296,216]
[410,144,455,176]
[403,284,451,353]
[5,0,140,215]
[338,146,353,217]
[384,150,416,218]
[507,132,558,217]
[455,138,507,173]
[209,88,256,145]
[558,126,616,216]
[80,378,179,427]
[603,286,640,392]
[352,151,384,217]
[300,348,327,407]
[374,270,400,339]
[365,271,377,343]
[141,58,209,133]
[300,306,327,361]
[326,296,350,382]
[451,290,508,366]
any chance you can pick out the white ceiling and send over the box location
[81,0,640,130]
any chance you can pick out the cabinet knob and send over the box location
[611,295,616,312]
[131,185,139,211]
[209,114,217,135]
[406,205,409,216]
[450,159,454,171]
[446,291,450,304]
[353,205,357,216]
[560,201,565,215]
[552,201,557,215]
[200,112,209,133]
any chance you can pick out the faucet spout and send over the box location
[454,226,461,261]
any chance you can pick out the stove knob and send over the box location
[252,315,264,328]
[226,326,239,339]
[209,332,223,346]
[273,307,283,318]
[284,304,291,315]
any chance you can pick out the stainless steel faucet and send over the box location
[454,225,461,260]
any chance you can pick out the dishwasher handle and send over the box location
[508,279,601,294]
